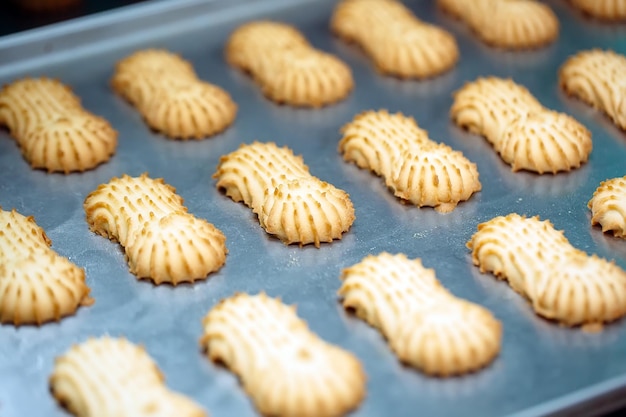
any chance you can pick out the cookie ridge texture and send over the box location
[0,77,117,173]
[84,173,227,284]
[200,293,366,417]
[589,176,626,238]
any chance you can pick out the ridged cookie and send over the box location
[339,110,481,213]
[50,337,206,417]
[0,208,92,325]
[438,0,559,49]
[339,253,501,376]
[468,213,626,326]
[84,173,227,285]
[214,142,355,247]
[331,0,459,78]
[200,293,366,417]
[560,49,626,130]
[226,21,353,107]
[0,77,117,173]
[451,77,592,174]
[589,176,626,238]
[568,0,626,20]
[112,49,237,139]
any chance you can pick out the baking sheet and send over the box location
[1,0,626,416]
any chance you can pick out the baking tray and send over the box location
[1,0,626,416]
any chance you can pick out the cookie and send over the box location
[214,142,355,247]
[0,77,117,173]
[84,173,227,285]
[112,49,237,139]
[568,0,626,20]
[200,293,366,417]
[339,110,481,213]
[468,213,626,326]
[438,0,559,49]
[589,176,626,238]
[559,49,626,130]
[226,21,353,107]
[451,77,592,174]
[331,0,459,78]
[0,208,92,325]
[50,337,206,417]
[339,252,501,376]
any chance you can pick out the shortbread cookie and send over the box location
[438,0,559,49]
[451,77,592,174]
[568,0,626,20]
[112,49,237,139]
[560,49,626,130]
[200,293,366,417]
[84,174,227,285]
[226,21,353,107]
[468,213,626,325]
[339,253,501,376]
[214,142,355,246]
[331,0,459,78]
[0,77,117,173]
[339,110,481,213]
[0,208,92,325]
[50,337,206,417]
[589,176,626,238]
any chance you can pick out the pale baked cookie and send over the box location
[50,337,206,417]
[0,77,117,173]
[339,253,501,376]
[569,0,626,20]
[0,208,92,325]
[560,49,626,130]
[200,293,366,417]
[451,77,592,174]
[468,213,626,326]
[438,0,559,49]
[84,173,227,285]
[112,49,237,139]
[214,142,355,247]
[589,176,626,238]
[331,0,459,78]
[339,110,481,213]
[226,21,353,107]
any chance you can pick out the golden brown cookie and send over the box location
[112,49,237,139]
[568,0,626,20]
[339,253,501,376]
[339,110,481,213]
[50,337,206,417]
[331,0,459,78]
[589,176,626,238]
[226,21,353,107]
[451,77,592,174]
[214,142,355,247]
[84,173,227,285]
[0,77,117,173]
[438,0,559,49]
[468,213,626,326]
[560,49,626,130]
[0,208,92,325]
[200,293,366,417]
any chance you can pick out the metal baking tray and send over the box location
[1,0,626,416]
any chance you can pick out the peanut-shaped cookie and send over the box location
[200,293,366,417]
[468,213,626,326]
[568,0,626,20]
[0,77,117,173]
[589,176,626,238]
[339,110,481,212]
[214,142,355,247]
[0,208,92,325]
[339,252,501,376]
[451,77,592,174]
[84,174,227,285]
